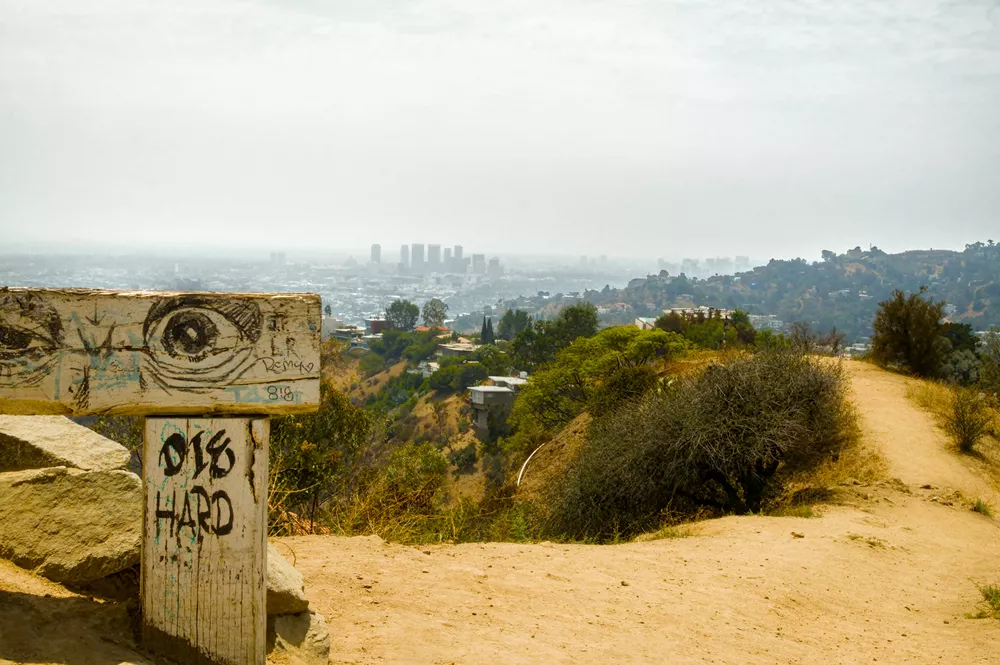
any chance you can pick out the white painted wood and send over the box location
[0,287,320,416]
[141,417,268,665]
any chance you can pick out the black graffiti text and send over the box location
[260,357,315,375]
[155,488,234,541]
[159,430,235,479]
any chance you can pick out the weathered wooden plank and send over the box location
[141,417,268,665]
[0,287,320,415]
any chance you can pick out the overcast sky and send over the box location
[1,0,998,260]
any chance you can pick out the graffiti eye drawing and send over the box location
[0,323,57,358]
[0,293,64,387]
[142,296,262,388]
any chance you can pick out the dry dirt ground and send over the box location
[3,361,1000,664]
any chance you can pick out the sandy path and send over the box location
[283,489,1000,664]
[846,360,999,504]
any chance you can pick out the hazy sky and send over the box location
[1,0,998,260]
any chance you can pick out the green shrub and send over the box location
[972,498,994,517]
[870,287,948,377]
[540,351,855,542]
[359,351,386,377]
[447,442,478,475]
[946,387,993,453]
[972,584,1000,619]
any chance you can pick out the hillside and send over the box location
[582,242,1000,342]
[3,361,998,664]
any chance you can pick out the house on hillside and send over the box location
[634,317,658,330]
[437,342,479,359]
[365,317,389,335]
[468,385,517,439]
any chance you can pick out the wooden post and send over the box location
[142,417,269,665]
[0,288,321,665]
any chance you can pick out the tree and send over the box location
[480,317,496,345]
[509,327,689,431]
[421,298,449,328]
[497,309,531,341]
[510,303,598,369]
[475,345,513,375]
[324,304,332,316]
[269,383,381,532]
[871,287,948,377]
[386,299,419,331]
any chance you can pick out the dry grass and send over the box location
[782,399,887,493]
[970,584,1000,620]
[905,378,1000,491]
[633,523,699,542]
[905,380,953,422]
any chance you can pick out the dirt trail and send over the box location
[846,360,1000,504]
[276,361,1000,664]
[2,362,999,665]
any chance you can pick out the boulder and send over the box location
[268,610,330,665]
[0,467,141,583]
[0,416,130,473]
[267,543,310,615]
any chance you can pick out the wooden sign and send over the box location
[0,287,321,416]
[142,417,268,665]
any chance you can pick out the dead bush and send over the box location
[540,351,856,541]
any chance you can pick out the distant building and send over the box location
[370,244,381,264]
[488,374,528,390]
[428,244,442,271]
[399,244,410,269]
[487,257,503,277]
[411,243,425,273]
[472,254,486,274]
[270,251,286,267]
[365,317,389,335]
[468,385,517,439]
[437,342,479,359]
[443,247,453,266]
[454,245,464,262]
[321,316,345,339]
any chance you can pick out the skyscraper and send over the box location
[472,253,486,274]
[411,243,425,273]
[427,244,441,271]
[370,244,381,264]
[453,245,464,262]
[400,244,409,269]
[443,247,452,267]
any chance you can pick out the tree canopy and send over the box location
[421,298,449,328]
[509,326,689,432]
[386,299,419,331]
[510,302,599,370]
[871,287,948,377]
[497,309,531,341]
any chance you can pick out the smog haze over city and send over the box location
[2,0,999,262]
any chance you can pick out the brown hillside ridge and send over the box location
[2,361,999,664]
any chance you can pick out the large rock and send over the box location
[268,610,330,665]
[268,543,310,615]
[0,415,130,472]
[0,467,141,583]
